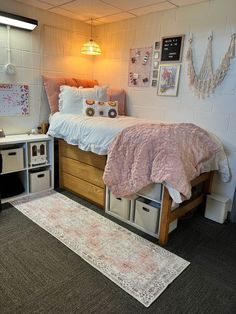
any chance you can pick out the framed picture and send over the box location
[154,41,160,50]
[152,70,158,78]
[151,80,157,87]
[160,34,184,62]
[154,51,160,59]
[157,64,181,96]
[153,61,159,69]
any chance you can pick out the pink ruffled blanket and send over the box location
[103,123,222,200]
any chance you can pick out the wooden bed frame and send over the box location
[59,140,214,246]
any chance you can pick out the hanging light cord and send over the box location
[90,18,93,40]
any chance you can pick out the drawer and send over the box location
[138,183,162,203]
[0,147,24,173]
[29,169,50,193]
[59,140,106,169]
[61,156,104,188]
[110,192,130,220]
[134,198,160,234]
[61,172,105,207]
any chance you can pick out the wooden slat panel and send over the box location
[61,156,104,188]
[59,140,106,169]
[191,172,212,187]
[61,172,105,207]
[169,194,205,222]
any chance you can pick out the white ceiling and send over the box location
[15,0,209,25]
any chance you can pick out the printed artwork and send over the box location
[157,64,181,96]
[0,84,29,116]
[128,47,153,87]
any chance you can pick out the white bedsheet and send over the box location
[48,112,150,155]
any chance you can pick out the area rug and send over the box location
[11,190,190,307]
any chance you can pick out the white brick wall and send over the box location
[94,0,236,205]
[0,0,235,205]
[0,0,92,135]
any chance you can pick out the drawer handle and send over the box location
[37,174,45,178]
[116,197,122,201]
[142,206,150,212]
[8,152,16,156]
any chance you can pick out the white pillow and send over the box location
[59,85,108,114]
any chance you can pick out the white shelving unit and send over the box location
[105,185,177,238]
[0,134,54,203]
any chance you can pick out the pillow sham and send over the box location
[42,75,98,114]
[107,88,126,115]
[59,85,109,114]
[83,99,118,118]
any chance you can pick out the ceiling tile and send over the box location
[60,0,122,20]
[129,2,176,16]
[49,7,82,20]
[170,0,207,6]
[41,0,72,5]
[15,0,53,10]
[96,12,136,24]
[101,0,164,11]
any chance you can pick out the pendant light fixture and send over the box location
[81,19,102,56]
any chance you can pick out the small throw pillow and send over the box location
[83,99,118,118]
[59,85,109,114]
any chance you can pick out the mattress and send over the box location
[48,113,151,155]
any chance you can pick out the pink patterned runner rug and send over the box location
[11,191,190,307]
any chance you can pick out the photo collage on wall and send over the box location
[151,41,161,87]
[128,47,153,87]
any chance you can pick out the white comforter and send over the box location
[48,112,150,155]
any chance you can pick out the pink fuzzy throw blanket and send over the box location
[103,123,223,200]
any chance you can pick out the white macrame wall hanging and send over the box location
[186,33,236,98]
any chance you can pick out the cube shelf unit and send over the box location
[105,184,177,239]
[0,134,54,203]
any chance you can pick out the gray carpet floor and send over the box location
[0,189,236,314]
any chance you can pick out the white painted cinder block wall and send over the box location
[0,0,92,135]
[94,0,236,207]
[0,0,235,207]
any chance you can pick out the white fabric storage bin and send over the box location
[0,147,24,173]
[134,198,160,234]
[29,169,50,193]
[138,183,162,203]
[205,193,230,224]
[110,192,130,220]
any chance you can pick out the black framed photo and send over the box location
[151,80,157,87]
[160,34,185,62]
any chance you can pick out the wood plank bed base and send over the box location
[59,140,214,245]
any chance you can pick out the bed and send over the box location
[48,112,230,245]
[44,76,230,245]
